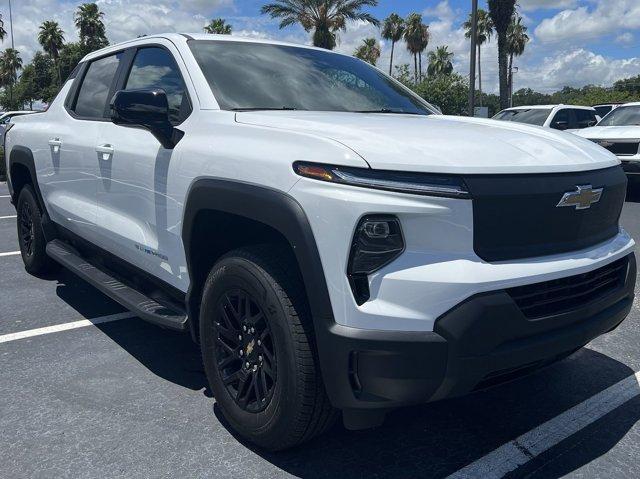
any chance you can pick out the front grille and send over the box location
[591,140,639,156]
[508,257,628,319]
[465,166,627,262]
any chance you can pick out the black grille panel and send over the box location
[591,140,639,156]
[508,257,628,319]
[465,166,627,262]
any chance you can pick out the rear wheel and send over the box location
[200,245,336,451]
[16,185,57,275]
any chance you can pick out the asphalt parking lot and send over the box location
[2,181,640,479]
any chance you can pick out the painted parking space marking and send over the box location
[448,370,640,479]
[0,312,136,344]
[0,251,20,257]
[0,195,10,198]
[0,215,16,220]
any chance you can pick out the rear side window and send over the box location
[575,109,598,128]
[124,47,191,124]
[550,109,574,130]
[73,53,123,119]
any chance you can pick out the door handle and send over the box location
[96,144,114,160]
[48,138,62,154]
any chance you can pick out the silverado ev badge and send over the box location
[557,185,603,210]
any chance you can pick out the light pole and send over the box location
[509,66,519,107]
[468,0,478,117]
[8,0,13,49]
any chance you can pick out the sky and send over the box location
[4,0,640,93]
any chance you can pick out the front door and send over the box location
[93,44,193,290]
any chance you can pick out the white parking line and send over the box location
[0,215,16,219]
[448,369,640,479]
[0,251,20,257]
[0,312,136,344]
[0,195,10,198]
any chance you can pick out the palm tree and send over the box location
[381,13,405,76]
[74,3,108,52]
[0,48,23,105]
[427,46,454,77]
[507,14,529,106]
[38,20,65,86]
[404,13,429,83]
[354,38,381,66]
[488,0,517,109]
[261,0,379,50]
[204,18,232,34]
[0,23,6,42]
[463,8,493,107]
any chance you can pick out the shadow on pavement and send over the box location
[626,180,640,203]
[53,280,639,478]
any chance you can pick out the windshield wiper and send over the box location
[231,107,301,112]
[354,108,421,115]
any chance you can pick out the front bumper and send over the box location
[318,253,636,412]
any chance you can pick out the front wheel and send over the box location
[199,246,336,451]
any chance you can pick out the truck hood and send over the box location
[236,111,619,174]
[572,125,640,140]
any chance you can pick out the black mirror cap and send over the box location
[110,89,177,149]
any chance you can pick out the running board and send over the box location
[46,240,188,331]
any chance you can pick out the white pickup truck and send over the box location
[4,34,636,451]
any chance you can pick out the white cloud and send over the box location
[520,0,578,12]
[517,49,640,92]
[616,32,635,46]
[535,0,640,44]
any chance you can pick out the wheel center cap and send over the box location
[245,338,256,356]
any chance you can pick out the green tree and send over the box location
[74,3,108,52]
[38,20,65,86]
[413,73,470,115]
[506,14,529,105]
[463,8,493,107]
[614,75,640,96]
[261,0,379,50]
[488,0,517,109]
[404,13,429,83]
[59,42,89,84]
[354,37,381,66]
[381,13,405,75]
[427,46,454,77]
[0,48,23,106]
[0,21,6,42]
[204,18,232,34]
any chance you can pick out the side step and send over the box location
[46,239,188,331]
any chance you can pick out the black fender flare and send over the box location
[181,177,335,333]
[8,146,44,207]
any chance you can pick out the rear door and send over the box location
[93,43,193,289]
[42,52,124,241]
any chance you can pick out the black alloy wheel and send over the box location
[214,290,277,413]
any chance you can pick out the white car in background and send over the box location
[593,103,624,119]
[573,102,640,176]
[493,104,600,131]
[0,111,37,145]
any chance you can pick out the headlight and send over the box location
[348,215,405,305]
[293,162,469,199]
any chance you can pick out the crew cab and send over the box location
[573,102,640,176]
[4,34,636,451]
[493,104,600,131]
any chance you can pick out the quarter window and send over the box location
[124,47,190,124]
[73,53,123,119]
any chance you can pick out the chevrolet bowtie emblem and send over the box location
[557,185,603,210]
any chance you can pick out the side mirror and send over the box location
[110,89,178,149]
[553,120,569,131]
[587,119,598,127]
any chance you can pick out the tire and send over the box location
[200,245,336,451]
[16,185,57,275]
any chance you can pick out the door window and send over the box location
[550,109,574,130]
[124,47,191,124]
[73,53,123,119]
[575,109,598,128]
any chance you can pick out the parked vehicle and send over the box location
[493,104,600,130]
[593,103,624,119]
[4,34,636,451]
[0,111,37,146]
[573,102,640,176]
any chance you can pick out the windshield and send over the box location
[188,40,435,115]
[598,106,640,127]
[493,108,552,126]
